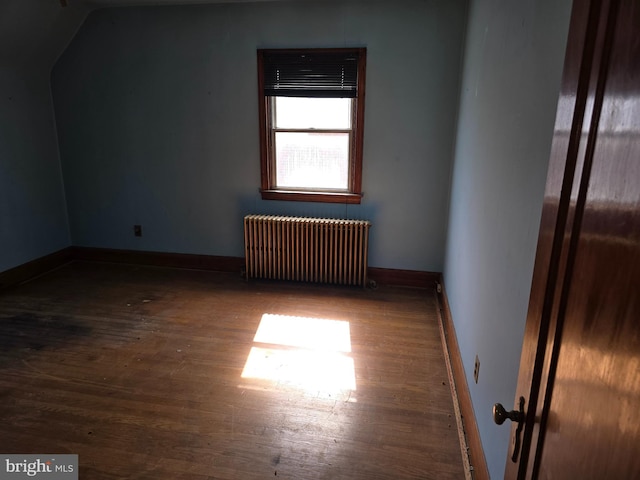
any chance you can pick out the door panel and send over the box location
[536,0,640,475]
[504,0,605,475]
[505,0,640,478]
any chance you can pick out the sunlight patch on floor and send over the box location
[241,314,357,394]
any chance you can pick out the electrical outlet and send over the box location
[134,225,142,237]
[473,355,480,384]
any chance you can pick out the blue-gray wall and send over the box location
[0,67,70,272]
[443,0,572,477]
[0,0,88,273]
[51,0,467,271]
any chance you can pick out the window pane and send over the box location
[274,97,352,130]
[275,132,349,190]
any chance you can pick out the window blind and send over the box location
[261,50,361,98]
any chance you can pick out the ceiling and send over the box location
[80,0,319,5]
[0,0,360,71]
[0,0,89,69]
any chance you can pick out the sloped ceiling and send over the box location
[81,0,314,4]
[0,0,330,70]
[0,0,90,70]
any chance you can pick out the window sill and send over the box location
[260,189,363,204]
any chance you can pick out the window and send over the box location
[257,48,366,204]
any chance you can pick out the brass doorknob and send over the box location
[493,402,524,425]
[493,397,526,462]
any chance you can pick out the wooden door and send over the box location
[503,0,640,478]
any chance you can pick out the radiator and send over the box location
[244,215,371,286]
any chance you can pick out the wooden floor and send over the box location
[0,262,465,479]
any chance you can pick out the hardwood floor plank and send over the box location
[0,262,465,479]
